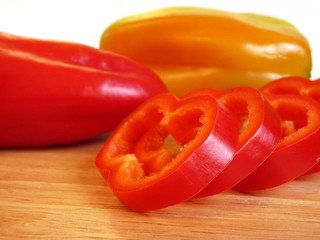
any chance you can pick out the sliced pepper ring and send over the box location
[260,76,320,175]
[183,87,281,197]
[307,78,320,102]
[234,94,320,191]
[95,93,239,211]
[260,76,311,96]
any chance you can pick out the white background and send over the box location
[1,0,319,78]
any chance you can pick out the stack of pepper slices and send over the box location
[96,76,320,211]
[1,7,320,212]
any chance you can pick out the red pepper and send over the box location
[95,93,239,211]
[260,76,320,175]
[0,32,167,147]
[234,93,320,191]
[260,76,320,98]
[183,87,281,197]
[308,78,320,103]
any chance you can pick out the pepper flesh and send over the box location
[183,87,281,196]
[260,76,320,99]
[95,93,239,211]
[234,94,320,191]
[100,7,312,96]
[260,76,320,175]
[0,32,167,147]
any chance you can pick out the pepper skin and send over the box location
[183,87,281,197]
[0,32,167,148]
[233,94,320,191]
[260,76,320,99]
[95,93,239,211]
[260,76,320,175]
[99,7,312,96]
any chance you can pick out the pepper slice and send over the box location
[95,93,239,211]
[234,94,320,191]
[260,76,320,175]
[260,76,316,97]
[183,87,281,197]
[0,32,167,147]
[308,78,320,103]
[100,6,312,96]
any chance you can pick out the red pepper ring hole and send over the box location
[234,94,320,191]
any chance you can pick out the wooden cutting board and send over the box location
[1,135,320,240]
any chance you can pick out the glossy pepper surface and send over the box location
[95,93,239,211]
[0,32,167,148]
[99,7,312,96]
[234,94,320,191]
[183,87,281,197]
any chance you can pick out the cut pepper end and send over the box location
[268,95,320,149]
[97,94,220,191]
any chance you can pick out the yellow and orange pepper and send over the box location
[100,7,312,96]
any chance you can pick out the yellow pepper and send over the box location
[100,7,312,96]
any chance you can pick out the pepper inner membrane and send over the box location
[276,102,308,139]
[219,96,250,147]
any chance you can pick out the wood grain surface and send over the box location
[1,135,320,240]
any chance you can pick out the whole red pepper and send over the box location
[0,32,167,147]
[234,93,320,191]
[183,87,281,197]
[96,93,239,211]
